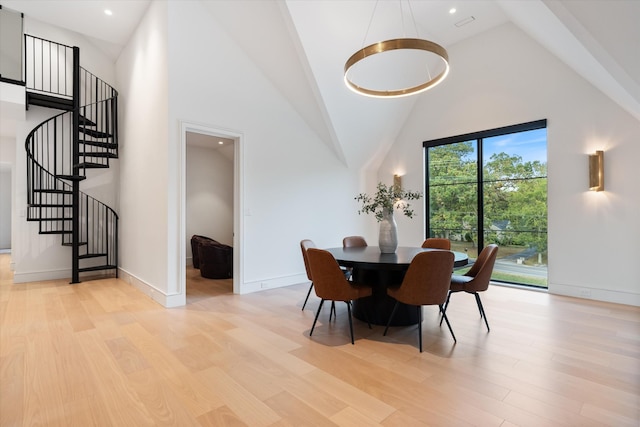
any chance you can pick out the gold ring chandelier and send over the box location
[344,1,450,98]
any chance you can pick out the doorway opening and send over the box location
[180,121,243,304]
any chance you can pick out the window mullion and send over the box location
[477,138,484,251]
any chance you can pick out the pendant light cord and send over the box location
[361,0,380,48]
[407,0,420,38]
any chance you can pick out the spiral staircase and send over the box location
[24,35,118,283]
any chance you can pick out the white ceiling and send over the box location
[1,0,151,59]
[3,0,638,169]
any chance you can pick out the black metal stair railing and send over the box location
[24,34,118,282]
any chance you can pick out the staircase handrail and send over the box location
[24,34,75,98]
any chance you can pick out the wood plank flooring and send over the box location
[1,253,638,426]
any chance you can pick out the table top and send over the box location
[325,246,468,270]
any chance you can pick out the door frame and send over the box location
[179,120,244,297]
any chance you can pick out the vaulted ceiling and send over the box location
[3,0,638,170]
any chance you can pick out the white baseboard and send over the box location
[549,282,640,307]
[12,267,71,283]
[13,267,117,284]
[242,273,308,294]
[118,268,185,308]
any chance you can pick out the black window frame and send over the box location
[423,118,547,262]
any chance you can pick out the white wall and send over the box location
[379,23,640,306]
[186,143,234,261]
[115,0,171,303]
[0,167,11,249]
[113,0,367,303]
[0,135,15,250]
[166,0,366,295]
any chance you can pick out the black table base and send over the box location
[351,268,420,326]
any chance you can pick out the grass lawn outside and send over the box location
[451,242,548,288]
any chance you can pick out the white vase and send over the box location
[378,208,398,253]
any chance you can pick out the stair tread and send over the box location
[79,253,107,259]
[33,189,72,194]
[79,116,96,126]
[26,92,73,110]
[39,230,71,235]
[55,175,86,181]
[79,162,109,169]
[78,265,117,273]
[81,152,117,159]
[29,203,71,208]
[79,128,112,139]
[80,140,117,149]
[62,242,88,247]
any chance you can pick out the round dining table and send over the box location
[325,246,469,326]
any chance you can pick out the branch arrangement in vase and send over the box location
[355,182,422,221]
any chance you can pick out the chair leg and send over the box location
[439,304,457,343]
[346,301,355,345]
[330,301,336,321]
[474,293,490,332]
[310,299,324,337]
[301,282,314,310]
[417,306,423,353]
[439,290,452,326]
[383,301,400,336]
[346,301,371,329]
[443,290,452,311]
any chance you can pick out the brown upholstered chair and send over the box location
[442,244,498,332]
[421,238,451,250]
[341,236,367,282]
[383,250,456,352]
[342,236,367,248]
[300,240,343,319]
[306,248,372,344]
[300,239,317,311]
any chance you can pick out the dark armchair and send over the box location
[190,235,233,279]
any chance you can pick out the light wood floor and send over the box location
[1,254,638,426]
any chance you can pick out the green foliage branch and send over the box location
[355,182,422,222]
[428,142,547,255]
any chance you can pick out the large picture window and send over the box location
[424,120,547,287]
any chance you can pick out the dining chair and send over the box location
[441,244,498,332]
[383,250,456,352]
[300,239,317,311]
[342,236,367,248]
[300,239,337,320]
[341,235,367,282]
[421,238,451,250]
[306,248,372,344]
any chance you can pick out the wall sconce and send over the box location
[589,150,604,191]
[393,174,402,190]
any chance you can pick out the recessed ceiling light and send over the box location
[218,141,224,145]
[104,9,113,16]
[449,8,457,14]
